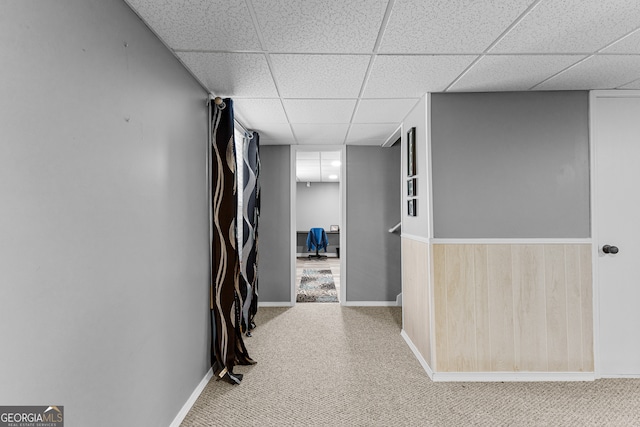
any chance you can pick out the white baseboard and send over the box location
[170,368,213,427]
[258,301,294,307]
[401,330,434,379]
[343,301,398,307]
[431,371,595,382]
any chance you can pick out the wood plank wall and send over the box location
[433,244,593,372]
[402,237,431,367]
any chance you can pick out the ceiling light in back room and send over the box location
[331,160,341,167]
[329,174,338,180]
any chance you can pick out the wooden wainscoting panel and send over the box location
[512,245,548,371]
[580,245,594,370]
[473,245,491,371]
[487,245,516,371]
[545,245,569,371]
[432,243,593,373]
[444,245,477,371]
[432,244,447,371]
[565,245,584,371]
[402,237,431,367]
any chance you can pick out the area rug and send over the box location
[297,269,338,303]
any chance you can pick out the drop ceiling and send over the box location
[296,151,341,182]
[125,0,640,146]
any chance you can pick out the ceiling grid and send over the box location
[125,0,640,146]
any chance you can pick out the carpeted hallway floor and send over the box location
[180,304,640,426]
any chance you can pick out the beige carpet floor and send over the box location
[181,304,640,426]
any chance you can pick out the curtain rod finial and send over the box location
[214,97,223,105]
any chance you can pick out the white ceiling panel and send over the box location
[270,54,370,98]
[283,99,357,123]
[233,99,287,127]
[296,152,321,160]
[450,55,586,92]
[126,0,260,50]
[603,29,640,53]
[618,78,640,89]
[364,55,476,98]
[125,0,640,147]
[346,123,399,145]
[177,52,278,98]
[535,55,640,90]
[249,123,295,144]
[492,0,640,53]
[380,0,533,54]
[292,123,350,144]
[353,99,419,123]
[252,0,387,53]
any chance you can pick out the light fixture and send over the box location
[331,160,341,167]
[329,174,338,180]
[306,182,311,187]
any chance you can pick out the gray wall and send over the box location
[431,91,590,238]
[258,145,291,302]
[346,146,402,302]
[296,182,340,231]
[0,1,209,426]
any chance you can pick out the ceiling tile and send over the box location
[603,29,640,53]
[380,0,533,53]
[177,52,278,97]
[251,0,387,53]
[492,0,640,53]
[618,78,640,89]
[449,55,586,92]
[296,152,321,160]
[346,123,399,145]
[249,123,295,144]
[270,54,370,98]
[283,99,357,123]
[126,0,260,50]
[363,55,476,98]
[232,99,287,127]
[292,123,350,144]
[535,55,640,90]
[353,99,419,123]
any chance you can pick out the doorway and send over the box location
[290,146,346,304]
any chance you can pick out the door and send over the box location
[593,93,640,377]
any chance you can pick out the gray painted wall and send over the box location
[346,146,402,302]
[296,182,340,231]
[258,146,291,302]
[431,91,590,238]
[0,1,209,426]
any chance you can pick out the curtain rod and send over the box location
[208,95,252,137]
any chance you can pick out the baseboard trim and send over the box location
[258,301,294,307]
[343,301,398,307]
[401,330,434,380]
[430,371,595,382]
[170,367,213,427]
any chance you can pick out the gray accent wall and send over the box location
[1,1,209,426]
[346,146,402,302]
[431,91,590,238]
[258,146,292,302]
[296,182,340,231]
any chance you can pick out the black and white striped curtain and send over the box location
[209,98,255,385]
[240,131,260,336]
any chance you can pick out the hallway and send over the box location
[180,304,640,426]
